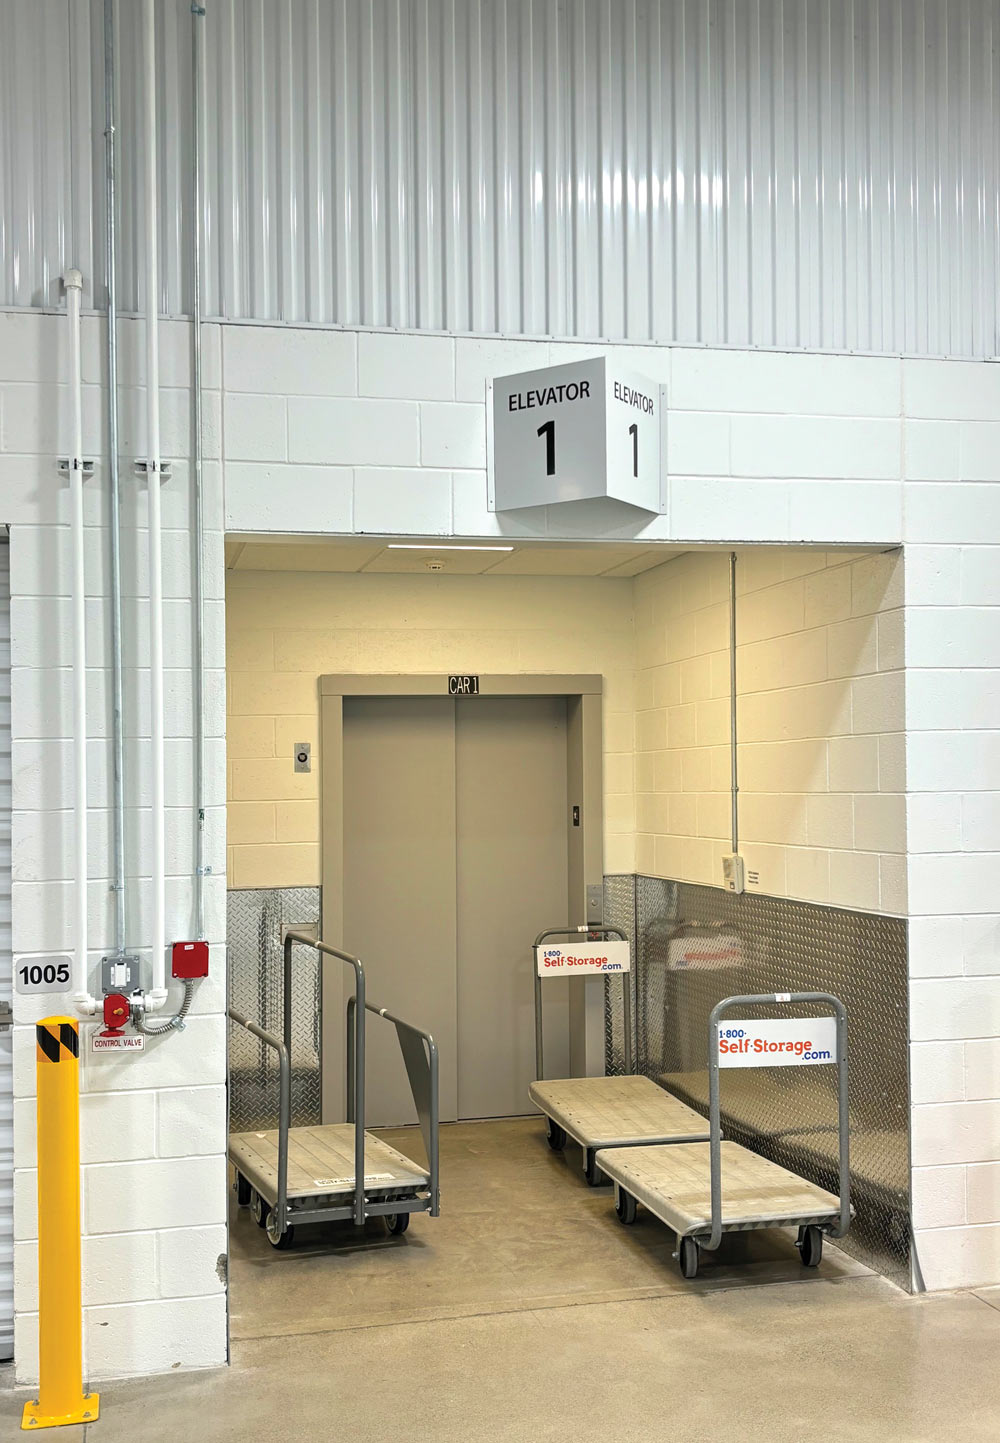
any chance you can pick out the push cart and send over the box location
[598,991,851,1278]
[528,924,711,1186]
[228,931,440,1249]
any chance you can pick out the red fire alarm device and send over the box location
[172,940,210,980]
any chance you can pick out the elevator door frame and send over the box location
[319,674,605,1123]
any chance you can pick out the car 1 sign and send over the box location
[491,357,662,512]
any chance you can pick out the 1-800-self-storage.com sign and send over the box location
[717,1016,837,1068]
[534,941,631,977]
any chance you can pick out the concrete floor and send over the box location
[5,1118,1000,1441]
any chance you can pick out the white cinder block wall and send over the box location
[634,546,906,910]
[5,310,1000,1386]
[902,361,1000,1289]
[2,311,228,1382]
[225,569,637,886]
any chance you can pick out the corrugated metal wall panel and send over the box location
[0,538,12,1361]
[1,0,998,355]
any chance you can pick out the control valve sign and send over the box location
[717,1016,837,1068]
[535,941,630,977]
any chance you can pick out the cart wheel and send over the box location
[250,1190,268,1229]
[265,1213,294,1250]
[546,1118,567,1152]
[584,1151,604,1187]
[235,1172,251,1207]
[385,1212,410,1236]
[615,1188,637,1226]
[797,1225,823,1268]
[679,1236,700,1279]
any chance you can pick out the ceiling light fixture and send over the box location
[386,543,515,552]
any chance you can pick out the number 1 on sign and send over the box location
[537,420,555,476]
[628,422,638,477]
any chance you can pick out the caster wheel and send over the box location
[615,1188,637,1226]
[546,1118,567,1152]
[797,1225,823,1268]
[679,1236,700,1279]
[251,1191,269,1229]
[584,1151,603,1187]
[386,1212,410,1236]
[235,1172,252,1207]
[265,1213,294,1250]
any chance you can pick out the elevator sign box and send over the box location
[491,358,661,512]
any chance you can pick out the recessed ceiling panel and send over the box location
[231,542,383,572]
[598,548,687,577]
[361,547,502,575]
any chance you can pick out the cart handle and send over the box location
[347,997,440,1217]
[283,931,367,1227]
[532,924,632,1079]
[228,1007,290,1236]
[704,991,850,1253]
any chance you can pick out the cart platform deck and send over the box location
[230,1124,429,1211]
[595,1139,842,1238]
[528,1075,711,1149]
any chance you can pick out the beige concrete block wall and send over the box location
[226,569,636,885]
[634,547,906,912]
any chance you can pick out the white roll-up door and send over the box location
[0,536,12,1360]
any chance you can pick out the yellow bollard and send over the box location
[21,1018,99,1430]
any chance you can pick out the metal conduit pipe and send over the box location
[143,0,167,1011]
[191,1,207,940]
[65,271,99,1018]
[104,0,128,964]
[134,978,196,1036]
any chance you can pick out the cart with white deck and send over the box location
[528,924,711,1185]
[228,932,439,1249]
[597,991,851,1277]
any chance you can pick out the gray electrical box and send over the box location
[101,955,141,995]
[293,742,311,773]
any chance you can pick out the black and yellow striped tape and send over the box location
[36,1021,79,1064]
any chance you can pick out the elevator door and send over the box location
[455,697,569,1119]
[341,695,570,1126]
[343,697,459,1126]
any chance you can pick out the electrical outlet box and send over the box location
[101,955,141,996]
[172,940,209,979]
[722,853,745,895]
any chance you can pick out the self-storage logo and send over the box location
[535,941,631,978]
[717,1016,837,1069]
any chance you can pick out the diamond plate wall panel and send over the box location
[603,875,635,1077]
[614,876,910,1288]
[227,887,321,1132]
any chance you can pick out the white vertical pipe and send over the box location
[65,270,98,1017]
[729,551,739,855]
[191,2,207,940]
[145,0,166,1008]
